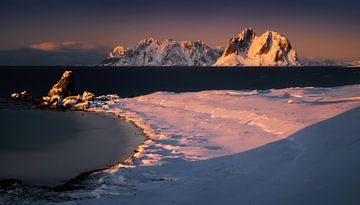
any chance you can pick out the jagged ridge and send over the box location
[102,28,302,67]
[102,38,223,66]
[214,28,301,66]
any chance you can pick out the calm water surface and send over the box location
[0,107,144,187]
[1,66,360,98]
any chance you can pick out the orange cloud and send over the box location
[29,41,99,51]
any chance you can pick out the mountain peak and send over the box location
[103,38,223,66]
[139,37,158,45]
[237,28,255,39]
[223,28,256,56]
[108,46,127,59]
[215,29,301,66]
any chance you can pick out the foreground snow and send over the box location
[65,85,360,204]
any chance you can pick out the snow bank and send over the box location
[68,85,360,204]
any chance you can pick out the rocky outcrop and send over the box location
[82,91,95,101]
[9,70,96,111]
[48,70,74,97]
[9,90,32,101]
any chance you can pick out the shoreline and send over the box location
[0,102,146,191]
[53,110,150,191]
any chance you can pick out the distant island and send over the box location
[101,28,301,67]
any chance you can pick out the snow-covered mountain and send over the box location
[102,38,223,66]
[102,28,303,67]
[350,60,360,67]
[302,58,349,67]
[214,28,301,66]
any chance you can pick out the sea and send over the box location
[1,66,360,98]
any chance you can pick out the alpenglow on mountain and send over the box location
[214,28,301,66]
[102,38,223,66]
[102,28,301,67]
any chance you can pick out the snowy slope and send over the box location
[214,28,301,66]
[118,106,360,205]
[50,85,360,205]
[102,38,223,66]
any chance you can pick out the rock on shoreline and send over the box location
[9,90,32,101]
[48,70,74,98]
[9,70,95,111]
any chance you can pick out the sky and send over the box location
[0,0,359,65]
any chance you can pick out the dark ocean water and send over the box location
[1,66,360,98]
[0,107,144,187]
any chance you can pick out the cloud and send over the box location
[0,41,112,65]
[28,41,100,52]
[0,44,111,66]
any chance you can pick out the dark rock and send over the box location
[82,91,95,101]
[223,28,255,56]
[73,101,90,110]
[9,90,32,101]
[48,70,74,98]
[10,70,96,111]
[62,95,81,108]
[0,179,22,190]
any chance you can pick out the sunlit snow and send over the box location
[65,85,360,204]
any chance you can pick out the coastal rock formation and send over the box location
[48,70,74,97]
[9,70,95,110]
[9,90,32,101]
[82,91,95,101]
[40,71,94,110]
[62,95,81,108]
[102,38,223,66]
[214,28,301,66]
